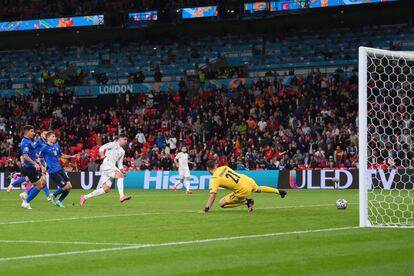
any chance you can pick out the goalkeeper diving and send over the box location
[201,160,287,213]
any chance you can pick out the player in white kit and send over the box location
[172,146,193,194]
[80,134,131,206]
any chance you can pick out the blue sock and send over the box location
[12,177,26,187]
[26,187,40,203]
[43,185,50,197]
[53,187,64,197]
[59,190,69,202]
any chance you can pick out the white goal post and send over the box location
[359,47,414,228]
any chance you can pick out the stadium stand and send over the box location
[1,66,361,171]
[0,22,412,172]
[0,24,411,90]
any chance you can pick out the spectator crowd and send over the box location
[1,67,393,173]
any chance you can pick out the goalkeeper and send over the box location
[201,160,287,213]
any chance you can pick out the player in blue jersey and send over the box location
[34,130,51,200]
[8,131,51,201]
[20,125,47,210]
[39,131,76,208]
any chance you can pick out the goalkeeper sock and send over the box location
[260,186,279,194]
[84,188,106,199]
[117,178,125,197]
[222,202,244,208]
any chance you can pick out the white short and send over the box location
[97,168,117,188]
[178,167,190,179]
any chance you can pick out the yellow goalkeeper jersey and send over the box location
[209,166,256,194]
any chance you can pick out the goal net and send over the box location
[359,47,414,228]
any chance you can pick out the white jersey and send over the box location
[99,142,125,172]
[175,152,189,170]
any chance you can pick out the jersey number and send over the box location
[225,170,240,184]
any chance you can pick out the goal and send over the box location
[359,47,414,228]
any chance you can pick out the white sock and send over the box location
[174,179,183,187]
[85,188,106,199]
[117,178,124,197]
[185,179,190,191]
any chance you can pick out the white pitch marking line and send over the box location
[0,203,352,225]
[0,226,359,262]
[0,212,159,225]
[0,240,140,246]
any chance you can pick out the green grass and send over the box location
[0,189,413,276]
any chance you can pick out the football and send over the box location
[336,199,348,210]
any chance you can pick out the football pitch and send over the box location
[0,189,413,276]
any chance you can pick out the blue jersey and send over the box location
[39,143,63,174]
[34,138,47,166]
[21,137,37,169]
[34,138,47,155]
